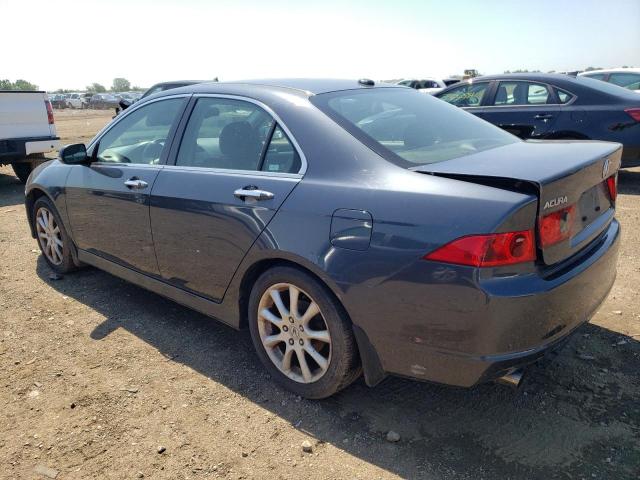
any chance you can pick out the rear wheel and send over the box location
[248,266,361,399]
[12,163,33,183]
[32,196,78,274]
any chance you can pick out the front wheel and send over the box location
[32,196,78,274]
[248,266,361,399]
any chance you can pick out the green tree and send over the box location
[13,79,38,90]
[0,79,39,90]
[86,83,107,93]
[111,77,131,92]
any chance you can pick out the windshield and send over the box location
[311,88,518,168]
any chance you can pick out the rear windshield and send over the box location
[310,88,518,168]
[575,75,640,99]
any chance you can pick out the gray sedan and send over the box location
[25,79,621,398]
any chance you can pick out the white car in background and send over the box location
[578,68,640,92]
[65,93,88,108]
[395,78,447,94]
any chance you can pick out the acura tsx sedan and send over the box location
[25,79,621,398]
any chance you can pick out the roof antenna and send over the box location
[358,78,375,86]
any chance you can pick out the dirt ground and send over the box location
[1,109,639,479]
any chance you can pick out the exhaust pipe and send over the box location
[496,369,524,388]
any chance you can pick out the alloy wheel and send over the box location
[257,283,332,383]
[35,207,64,265]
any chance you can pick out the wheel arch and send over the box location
[237,256,344,330]
[235,254,386,387]
[25,187,51,238]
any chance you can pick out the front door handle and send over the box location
[234,187,275,201]
[534,114,553,120]
[124,178,148,189]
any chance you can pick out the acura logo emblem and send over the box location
[602,158,610,179]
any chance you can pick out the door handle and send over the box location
[234,186,275,201]
[124,178,149,189]
[534,114,553,120]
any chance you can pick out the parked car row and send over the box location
[46,91,143,109]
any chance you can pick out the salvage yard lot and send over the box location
[1,109,639,479]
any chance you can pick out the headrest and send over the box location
[219,121,260,160]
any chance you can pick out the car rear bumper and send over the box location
[359,218,620,387]
[0,136,60,162]
[25,138,60,156]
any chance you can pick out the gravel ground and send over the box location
[1,110,639,479]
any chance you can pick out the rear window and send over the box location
[310,88,518,168]
[575,75,640,99]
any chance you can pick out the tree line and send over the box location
[84,78,145,93]
[0,79,39,90]
[0,77,144,93]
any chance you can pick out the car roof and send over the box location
[578,68,640,75]
[152,78,400,99]
[469,73,578,83]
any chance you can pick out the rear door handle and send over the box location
[234,186,275,201]
[124,178,148,189]
[534,114,553,120]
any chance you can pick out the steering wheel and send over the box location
[141,138,165,164]
[100,151,130,163]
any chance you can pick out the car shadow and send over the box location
[618,168,640,195]
[36,258,640,479]
[0,169,25,208]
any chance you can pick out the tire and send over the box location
[248,266,361,399]
[32,196,78,274]
[12,163,33,183]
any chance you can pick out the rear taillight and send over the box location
[538,205,576,248]
[625,108,640,122]
[423,230,536,267]
[606,175,618,202]
[45,100,55,125]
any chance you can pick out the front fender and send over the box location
[25,160,74,239]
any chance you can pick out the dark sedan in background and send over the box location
[25,79,621,398]
[435,73,640,167]
[88,93,120,109]
[48,94,68,109]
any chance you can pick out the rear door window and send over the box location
[261,126,301,173]
[493,82,552,105]
[438,82,490,107]
[175,97,300,173]
[555,88,574,104]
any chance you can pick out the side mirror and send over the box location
[119,99,132,110]
[59,143,89,164]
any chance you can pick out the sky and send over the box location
[1,0,639,91]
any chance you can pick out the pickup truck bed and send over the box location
[0,90,61,182]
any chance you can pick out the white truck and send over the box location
[0,90,61,182]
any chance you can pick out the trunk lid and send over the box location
[413,140,622,265]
